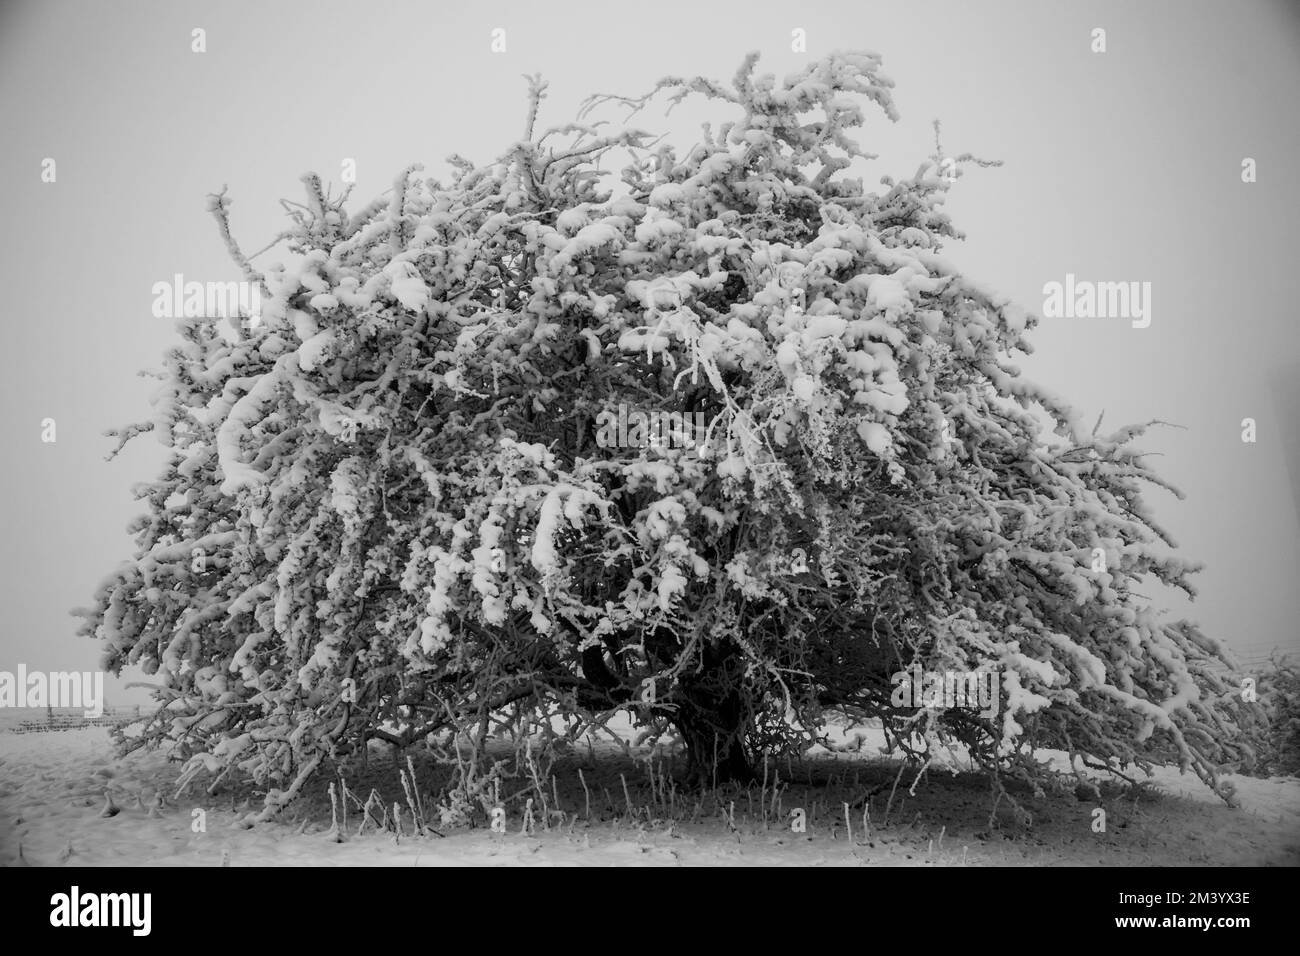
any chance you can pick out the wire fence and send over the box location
[2,705,144,735]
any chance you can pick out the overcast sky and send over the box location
[1,0,1297,702]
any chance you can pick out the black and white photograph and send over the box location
[0,0,1297,916]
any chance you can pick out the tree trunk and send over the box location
[672,641,755,786]
[675,704,753,786]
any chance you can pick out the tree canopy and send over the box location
[79,51,1261,823]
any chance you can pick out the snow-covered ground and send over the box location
[2,721,1297,867]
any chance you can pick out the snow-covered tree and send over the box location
[1254,654,1300,777]
[79,51,1262,822]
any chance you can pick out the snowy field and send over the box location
[2,718,1297,867]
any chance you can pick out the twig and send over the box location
[883,762,908,826]
[620,773,635,820]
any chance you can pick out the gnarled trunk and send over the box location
[672,641,755,785]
